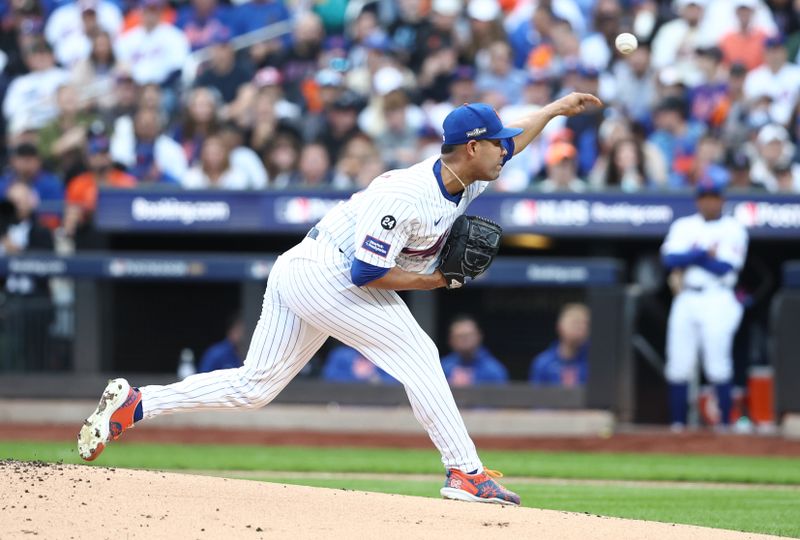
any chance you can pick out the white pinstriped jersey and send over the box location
[661,213,748,289]
[315,155,489,274]
[129,112,522,476]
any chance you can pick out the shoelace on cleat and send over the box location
[483,468,504,478]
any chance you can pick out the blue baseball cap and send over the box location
[526,69,552,85]
[765,34,786,48]
[88,135,110,154]
[577,65,600,79]
[696,164,729,196]
[363,32,392,52]
[450,65,475,83]
[442,103,523,145]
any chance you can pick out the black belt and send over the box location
[684,285,731,293]
[307,227,344,254]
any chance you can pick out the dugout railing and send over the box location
[0,252,634,416]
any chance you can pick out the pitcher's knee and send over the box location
[240,388,271,408]
[231,366,274,408]
[393,354,448,393]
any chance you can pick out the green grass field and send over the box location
[2,440,799,538]
[267,477,799,538]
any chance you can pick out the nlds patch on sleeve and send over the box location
[362,235,391,257]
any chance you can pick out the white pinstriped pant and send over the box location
[665,288,743,384]
[140,236,482,472]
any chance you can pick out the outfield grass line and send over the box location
[176,469,800,492]
[4,441,800,484]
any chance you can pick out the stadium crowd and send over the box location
[1,0,800,243]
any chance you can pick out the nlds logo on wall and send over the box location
[506,199,591,227]
[502,199,673,228]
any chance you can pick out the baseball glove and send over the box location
[438,215,502,289]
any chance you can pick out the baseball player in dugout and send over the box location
[78,92,602,506]
[661,165,749,433]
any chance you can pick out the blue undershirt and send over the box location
[662,249,733,276]
[698,258,733,276]
[662,249,706,270]
[351,258,391,286]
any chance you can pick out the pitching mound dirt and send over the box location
[0,460,782,540]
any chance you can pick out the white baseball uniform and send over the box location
[744,62,800,125]
[114,23,190,86]
[661,213,748,384]
[139,156,489,472]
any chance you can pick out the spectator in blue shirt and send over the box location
[197,314,244,373]
[176,0,236,51]
[508,4,550,69]
[0,143,63,206]
[530,303,590,387]
[322,344,397,384]
[648,96,706,187]
[440,315,508,387]
[566,66,604,176]
[233,0,290,36]
[689,47,729,128]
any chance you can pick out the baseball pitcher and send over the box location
[78,93,601,506]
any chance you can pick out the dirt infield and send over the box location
[2,423,800,456]
[0,460,785,540]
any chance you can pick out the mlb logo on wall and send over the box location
[362,236,391,257]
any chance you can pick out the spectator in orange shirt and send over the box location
[121,1,177,33]
[719,0,770,72]
[64,135,136,240]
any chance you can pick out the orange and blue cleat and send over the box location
[440,468,521,506]
[77,378,141,461]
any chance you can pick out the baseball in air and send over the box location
[615,32,638,55]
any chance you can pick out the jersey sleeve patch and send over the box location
[381,215,396,230]
[362,235,391,258]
